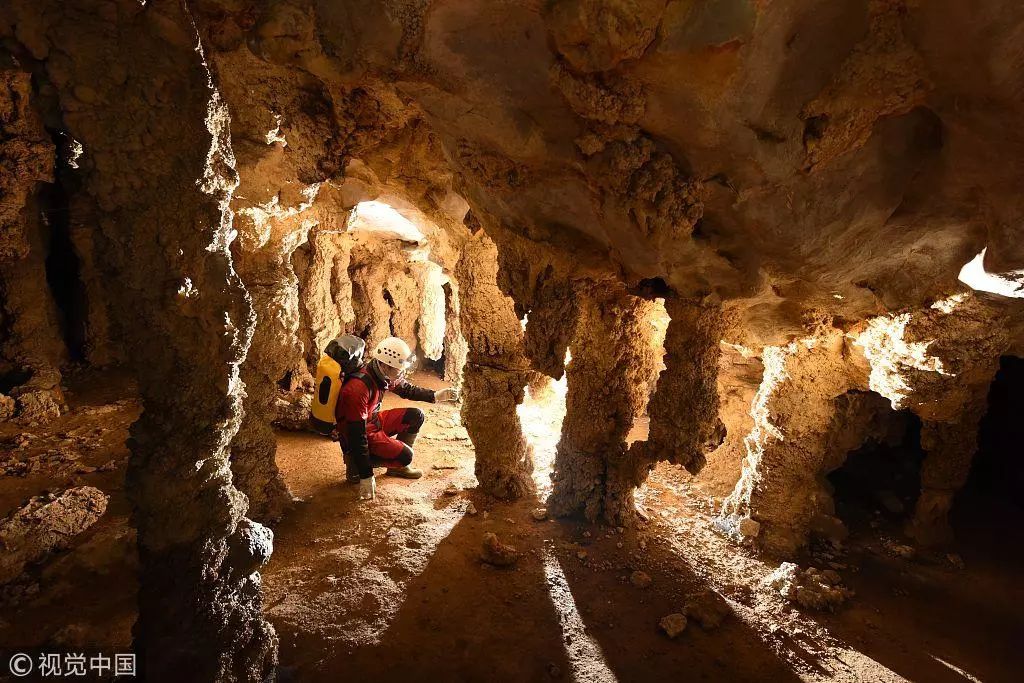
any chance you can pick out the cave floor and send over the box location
[1,371,1021,682]
[266,374,1024,683]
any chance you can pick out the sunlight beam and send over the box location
[542,547,618,683]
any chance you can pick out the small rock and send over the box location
[532,507,548,521]
[577,550,588,560]
[947,553,965,570]
[882,538,915,560]
[443,484,460,497]
[0,394,15,421]
[737,517,760,538]
[684,590,730,629]
[466,502,478,516]
[629,570,652,588]
[659,613,687,639]
[876,490,905,515]
[582,531,591,538]
[480,532,518,567]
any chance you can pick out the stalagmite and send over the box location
[548,287,658,524]
[455,234,534,499]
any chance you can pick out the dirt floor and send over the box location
[2,371,1022,682]
[265,373,1024,683]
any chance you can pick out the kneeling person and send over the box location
[337,336,458,500]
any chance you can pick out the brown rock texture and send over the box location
[548,285,658,524]
[456,234,534,500]
[0,486,107,586]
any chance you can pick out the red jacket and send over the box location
[337,364,435,474]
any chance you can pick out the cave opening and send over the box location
[826,398,925,533]
[40,131,88,362]
[518,349,569,496]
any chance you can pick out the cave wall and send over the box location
[0,68,66,425]
[719,294,1016,555]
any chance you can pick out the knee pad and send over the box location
[404,407,425,432]
[398,444,414,466]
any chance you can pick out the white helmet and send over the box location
[372,336,414,370]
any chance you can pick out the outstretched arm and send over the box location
[392,380,438,403]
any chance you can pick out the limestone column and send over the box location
[231,245,302,523]
[907,395,988,545]
[2,1,279,678]
[630,296,727,474]
[719,331,855,556]
[0,68,66,423]
[441,279,468,385]
[296,226,353,372]
[455,234,534,499]
[548,287,658,524]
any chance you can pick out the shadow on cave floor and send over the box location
[268,377,1024,682]
[266,374,800,682]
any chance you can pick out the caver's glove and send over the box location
[358,475,376,501]
[434,387,460,403]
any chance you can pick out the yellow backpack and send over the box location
[310,335,366,435]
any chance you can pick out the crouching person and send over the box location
[337,336,459,500]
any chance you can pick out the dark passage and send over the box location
[41,130,88,361]
[828,410,924,530]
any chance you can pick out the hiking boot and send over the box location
[386,466,423,480]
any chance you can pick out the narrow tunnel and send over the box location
[40,131,88,363]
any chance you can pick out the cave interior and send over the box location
[1,1,1023,682]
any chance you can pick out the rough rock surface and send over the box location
[659,612,687,639]
[456,234,535,500]
[765,562,852,612]
[0,486,108,586]
[1,0,1024,676]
